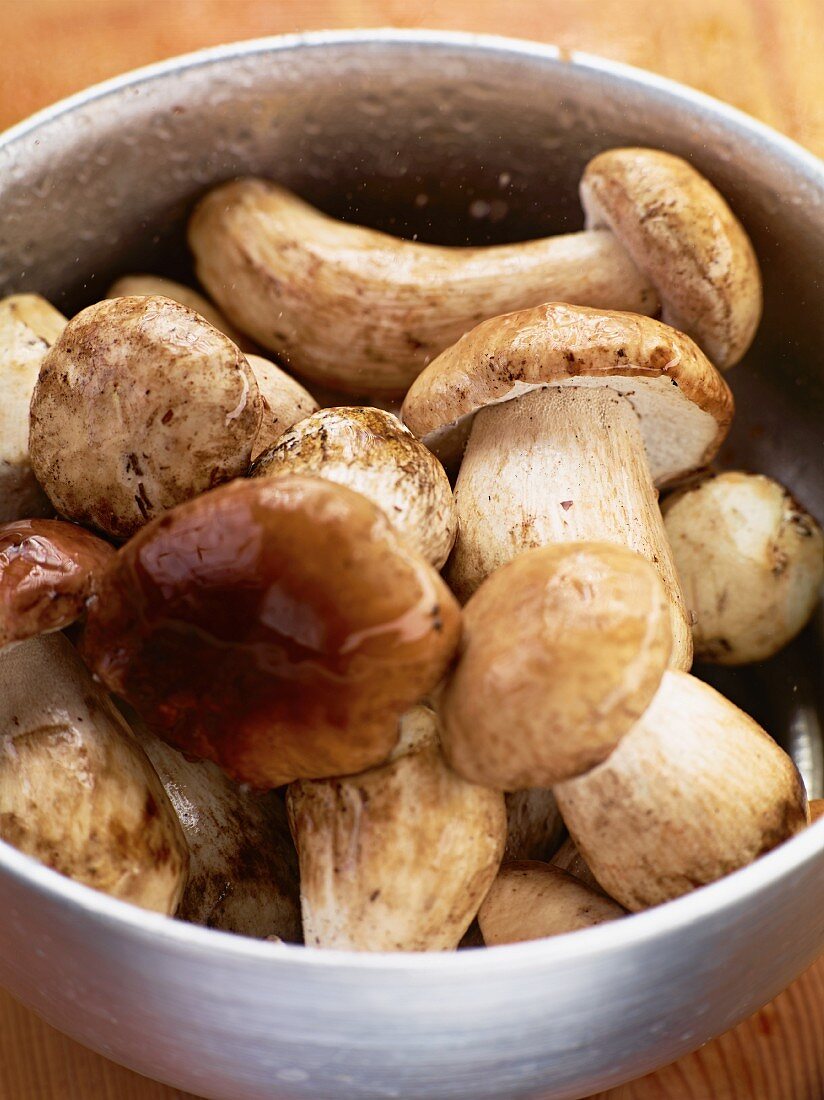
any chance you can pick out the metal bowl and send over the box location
[1,30,822,1100]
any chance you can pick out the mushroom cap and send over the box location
[0,294,66,522]
[29,296,262,540]
[0,633,188,913]
[82,475,461,789]
[287,704,506,951]
[0,518,115,650]
[245,354,319,459]
[478,861,625,945]
[663,472,824,665]
[580,148,762,369]
[811,800,823,825]
[440,542,672,790]
[401,302,733,485]
[253,406,457,569]
[550,836,602,893]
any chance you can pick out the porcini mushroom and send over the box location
[107,274,255,351]
[0,518,114,651]
[504,788,565,862]
[0,294,66,522]
[554,670,809,911]
[0,633,187,913]
[439,543,672,789]
[478,861,625,945]
[403,302,734,667]
[662,472,824,664]
[287,705,506,951]
[550,835,602,892]
[28,295,262,539]
[187,150,759,394]
[127,708,301,939]
[245,354,319,459]
[82,475,461,788]
[252,406,457,568]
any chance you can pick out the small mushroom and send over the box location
[252,406,457,569]
[187,151,759,394]
[403,302,735,668]
[439,543,672,789]
[478,861,625,945]
[245,354,319,459]
[662,472,824,664]
[82,475,461,788]
[28,295,262,539]
[126,708,301,940]
[554,670,810,911]
[0,633,187,913]
[287,705,506,951]
[550,835,602,893]
[0,518,114,652]
[0,294,66,522]
[504,788,565,863]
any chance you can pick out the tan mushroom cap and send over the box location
[581,148,762,370]
[0,294,66,522]
[550,836,602,893]
[245,354,319,459]
[0,518,115,651]
[478,861,625,945]
[253,406,457,569]
[287,704,506,951]
[811,800,823,825]
[401,302,733,484]
[82,476,461,789]
[29,296,262,540]
[440,543,672,790]
[662,472,824,665]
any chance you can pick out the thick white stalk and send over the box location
[448,385,693,669]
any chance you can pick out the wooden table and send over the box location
[0,2,822,1098]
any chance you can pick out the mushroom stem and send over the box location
[448,385,692,668]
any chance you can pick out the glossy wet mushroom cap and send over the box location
[82,475,461,788]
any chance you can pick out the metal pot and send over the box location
[0,30,822,1100]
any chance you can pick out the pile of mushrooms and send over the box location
[0,146,821,956]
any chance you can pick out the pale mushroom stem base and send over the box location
[447,385,693,669]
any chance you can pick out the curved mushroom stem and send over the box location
[448,386,693,669]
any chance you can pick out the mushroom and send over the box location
[28,295,262,540]
[0,294,66,522]
[439,543,672,789]
[252,406,457,569]
[287,704,506,951]
[126,707,301,940]
[550,835,602,893]
[504,789,565,863]
[0,518,114,652]
[0,633,187,913]
[403,302,734,668]
[82,475,461,788]
[478,861,625,945]
[812,800,823,825]
[662,472,824,664]
[245,354,319,460]
[187,150,759,394]
[554,670,809,911]
[107,274,256,351]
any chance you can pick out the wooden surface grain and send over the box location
[0,1,822,1098]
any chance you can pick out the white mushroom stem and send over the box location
[448,386,693,669]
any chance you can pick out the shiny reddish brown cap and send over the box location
[82,475,461,788]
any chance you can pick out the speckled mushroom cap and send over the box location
[0,518,115,651]
[82,475,461,789]
[253,407,457,569]
[245,354,319,459]
[580,148,762,370]
[29,296,262,540]
[401,302,733,485]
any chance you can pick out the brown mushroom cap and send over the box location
[504,788,565,863]
[440,542,672,790]
[253,407,457,569]
[478,861,625,945]
[580,148,762,370]
[0,518,115,650]
[28,296,262,540]
[662,472,824,665]
[245,354,319,459]
[811,800,823,825]
[82,475,461,789]
[401,302,733,483]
